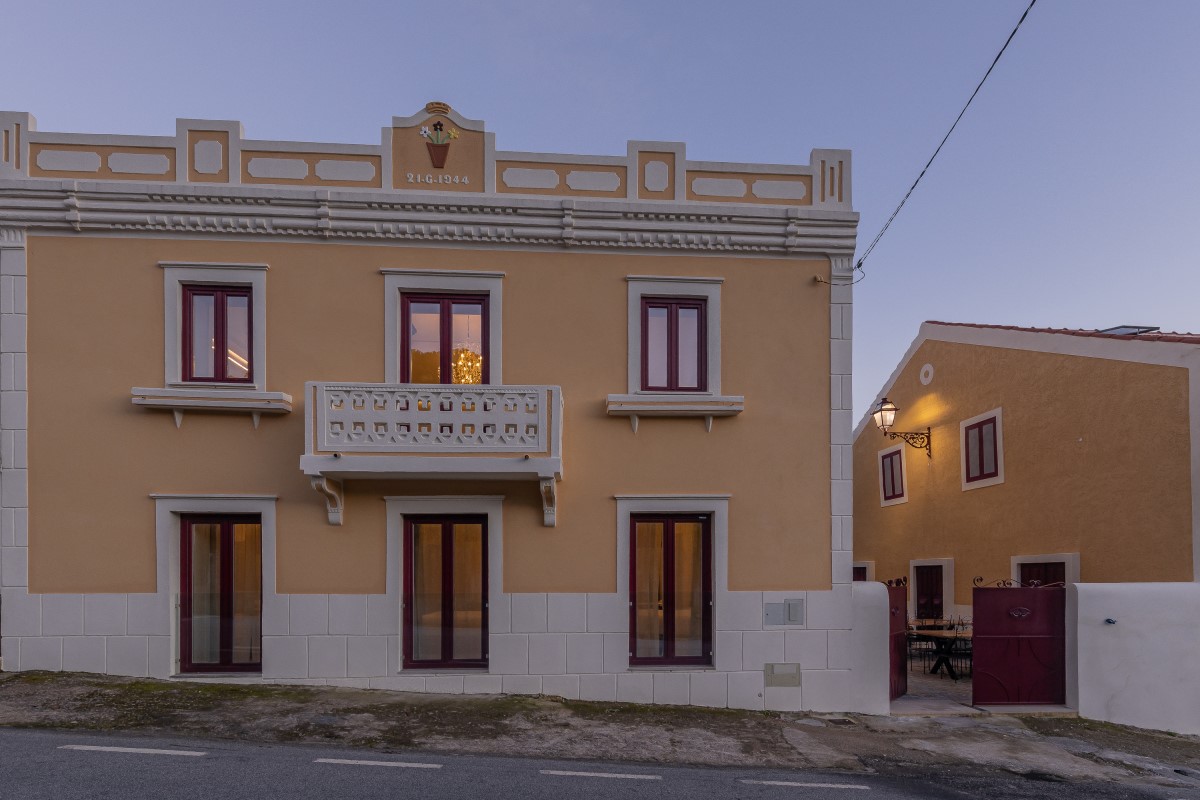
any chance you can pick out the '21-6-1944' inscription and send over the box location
[407,173,470,185]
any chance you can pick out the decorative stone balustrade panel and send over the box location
[315,384,554,453]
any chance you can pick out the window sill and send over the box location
[132,386,293,429]
[627,664,716,672]
[605,393,744,432]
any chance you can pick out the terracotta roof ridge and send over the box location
[924,320,1200,343]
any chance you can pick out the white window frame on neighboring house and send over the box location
[879,443,908,507]
[1011,552,1081,585]
[961,407,1005,491]
[382,269,504,384]
[909,557,956,620]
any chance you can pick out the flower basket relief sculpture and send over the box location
[420,121,458,169]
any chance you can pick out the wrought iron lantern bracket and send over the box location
[886,427,932,459]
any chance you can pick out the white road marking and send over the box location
[314,758,443,769]
[740,779,871,790]
[58,745,206,757]
[540,769,662,780]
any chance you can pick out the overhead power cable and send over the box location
[853,0,1038,277]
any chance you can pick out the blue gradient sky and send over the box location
[7,1,1198,418]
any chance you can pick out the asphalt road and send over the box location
[0,728,1191,800]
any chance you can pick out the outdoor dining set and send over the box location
[908,618,973,680]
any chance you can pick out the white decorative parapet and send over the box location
[300,383,563,526]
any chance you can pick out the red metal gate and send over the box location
[972,585,1065,705]
[887,583,908,700]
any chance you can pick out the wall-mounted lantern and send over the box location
[871,397,932,458]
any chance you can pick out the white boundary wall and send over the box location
[1068,583,1200,735]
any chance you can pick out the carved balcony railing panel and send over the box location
[300,382,563,528]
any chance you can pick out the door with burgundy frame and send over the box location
[403,515,488,669]
[913,564,944,619]
[180,515,263,673]
[887,583,908,700]
[1019,561,1066,586]
[972,585,1066,705]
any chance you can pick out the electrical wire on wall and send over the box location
[817,0,1038,287]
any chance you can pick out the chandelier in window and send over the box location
[452,347,483,384]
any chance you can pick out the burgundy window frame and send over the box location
[402,514,489,670]
[181,284,253,383]
[179,514,262,674]
[629,513,713,667]
[640,297,707,392]
[964,416,999,483]
[913,564,944,619]
[852,566,868,582]
[399,293,490,384]
[881,450,904,501]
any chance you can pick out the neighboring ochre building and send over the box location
[0,104,888,712]
[854,321,1200,618]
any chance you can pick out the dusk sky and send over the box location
[7,0,1198,418]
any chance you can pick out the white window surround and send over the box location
[151,494,278,676]
[909,557,955,619]
[852,561,876,581]
[961,407,1005,491]
[607,276,743,431]
[878,443,908,507]
[384,495,504,674]
[382,269,505,384]
[132,262,291,427]
[616,494,730,669]
[1011,552,1081,585]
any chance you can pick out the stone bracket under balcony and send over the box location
[299,382,564,526]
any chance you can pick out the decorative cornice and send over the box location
[0,181,858,257]
[0,226,26,248]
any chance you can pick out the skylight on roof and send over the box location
[1098,325,1160,336]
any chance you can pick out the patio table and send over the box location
[909,629,970,680]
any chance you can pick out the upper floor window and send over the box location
[400,293,489,384]
[182,284,253,383]
[642,298,707,391]
[961,408,1005,490]
[881,448,904,502]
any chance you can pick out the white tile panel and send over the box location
[585,593,625,633]
[501,675,542,695]
[727,670,765,710]
[527,633,567,674]
[347,636,388,678]
[807,585,853,630]
[426,675,465,694]
[19,636,62,670]
[542,674,581,700]
[784,629,829,670]
[1,545,27,586]
[262,635,309,679]
[714,630,742,672]
[106,636,148,677]
[147,636,172,678]
[716,591,762,632]
[262,593,290,637]
[764,684,804,712]
[827,630,852,670]
[83,595,126,636]
[488,593,511,634]
[308,635,348,678]
[602,632,628,673]
[488,633,529,674]
[801,669,851,712]
[652,672,690,705]
[741,630,785,671]
[62,635,106,673]
[689,672,728,708]
[565,633,604,674]
[463,674,504,695]
[510,593,547,633]
[289,595,329,636]
[366,594,398,636]
[546,593,586,632]
[40,594,83,636]
[370,675,426,692]
[1,589,39,636]
[0,634,18,669]
[127,593,168,636]
[578,673,617,702]
[615,672,653,704]
[328,595,367,635]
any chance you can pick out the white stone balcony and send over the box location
[300,382,563,526]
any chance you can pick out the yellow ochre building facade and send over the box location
[0,104,889,712]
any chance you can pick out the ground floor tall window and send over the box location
[180,515,262,673]
[629,514,712,666]
[403,515,488,669]
[913,564,944,619]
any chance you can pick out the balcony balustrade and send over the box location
[300,382,563,527]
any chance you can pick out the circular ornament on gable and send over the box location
[920,363,935,385]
